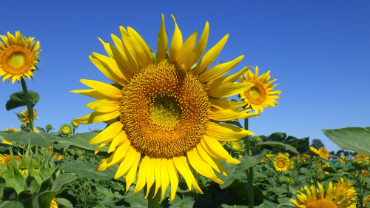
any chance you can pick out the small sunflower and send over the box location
[239,66,281,112]
[0,154,22,166]
[339,156,346,163]
[73,14,258,201]
[22,108,38,124]
[310,146,319,155]
[362,170,369,178]
[273,152,290,172]
[48,198,58,208]
[291,179,357,208]
[1,137,12,145]
[0,31,41,83]
[356,153,370,162]
[5,127,21,132]
[71,120,79,128]
[227,139,245,154]
[289,160,294,169]
[323,163,330,174]
[59,124,73,137]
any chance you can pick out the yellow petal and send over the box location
[114,146,138,179]
[145,158,156,198]
[168,159,179,201]
[209,108,259,121]
[208,82,254,98]
[70,89,117,101]
[133,156,150,194]
[196,145,228,176]
[193,34,228,75]
[74,111,120,124]
[206,122,253,141]
[207,66,251,89]
[111,34,138,76]
[173,157,203,194]
[89,122,123,144]
[94,138,112,154]
[157,14,168,62]
[125,151,141,192]
[120,26,146,69]
[160,159,170,201]
[187,148,223,184]
[80,79,122,99]
[108,131,127,153]
[184,22,209,70]
[169,14,183,64]
[92,53,127,84]
[198,55,243,83]
[86,99,119,113]
[176,31,197,64]
[211,99,246,110]
[128,27,153,66]
[201,135,240,164]
[105,140,131,169]
[154,158,162,198]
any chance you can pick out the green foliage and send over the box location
[0,131,57,148]
[322,127,370,155]
[6,91,40,111]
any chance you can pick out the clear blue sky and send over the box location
[1,1,369,152]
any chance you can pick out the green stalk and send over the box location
[147,184,161,208]
[21,77,34,131]
[244,118,254,208]
[360,172,364,208]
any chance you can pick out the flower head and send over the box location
[310,146,319,155]
[5,127,21,132]
[59,124,73,137]
[273,152,290,172]
[227,139,245,154]
[0,31,41,83]
[48,198,58,208]
[362,170,369,178]
[291,179,357,208]
[239,66,281,112]
[339,156,346,163]
[72,14,257,201]
[356,153,370,162]
[22,108,38,124]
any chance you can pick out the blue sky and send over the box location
[1,1,369,152]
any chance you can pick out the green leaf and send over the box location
[54,132,109,152]
[0,201,24,208]
[55,198,73,208]
[62,161,118,180]
[50,173,76,191]
[255,200,278,208]
[6,91,40,111]
[322,127,370,155]
[0,131,57,148]
[169,196,195,208]
[36,127,46,134]
[267,133,286,142]
[256,141,299,154]
[124,190,148,208]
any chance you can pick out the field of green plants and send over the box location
[1,16,370,208]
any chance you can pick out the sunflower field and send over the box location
[1,14,370,208]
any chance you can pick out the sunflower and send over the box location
[227,139,245,154]
[310,146,319,155]
[48,198,58,208]
[60,124,73,137]
[291,180,357,208]
[22,108,38,124]
[5,127,21,132]
[239,66,281,112]
[362,170,369,178]
[0,154,22,166]
[356,153,370,162]
[73,14,258,201]
[0,31,41,83]
[318,147,329,159]
[339,156,346,163]
[323,163,330,174]
[273,152,290,172]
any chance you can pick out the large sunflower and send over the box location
[0,31,41,83]
[239,66,281,112]
[72,14,259,201]
[318,147,329,159]
[273,152,290,172]
[291,179,357,208]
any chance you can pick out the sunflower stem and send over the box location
[244,118,254,208]
[147,184,161,208]
[21,77,34,131]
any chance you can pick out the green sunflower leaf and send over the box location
[62,161,117,180]
[255,141,299,154]
[0,131,57,148]
[54,132,108,152]
[322,127,370,155]
[6,91,40,111]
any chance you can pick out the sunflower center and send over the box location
[306,199,337,208]
[1,46,33,75]
[245,82,266,105]
[150,96,182,127]
[8,52,26,69]
[120,61,210,158]
[277,160,286,168]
